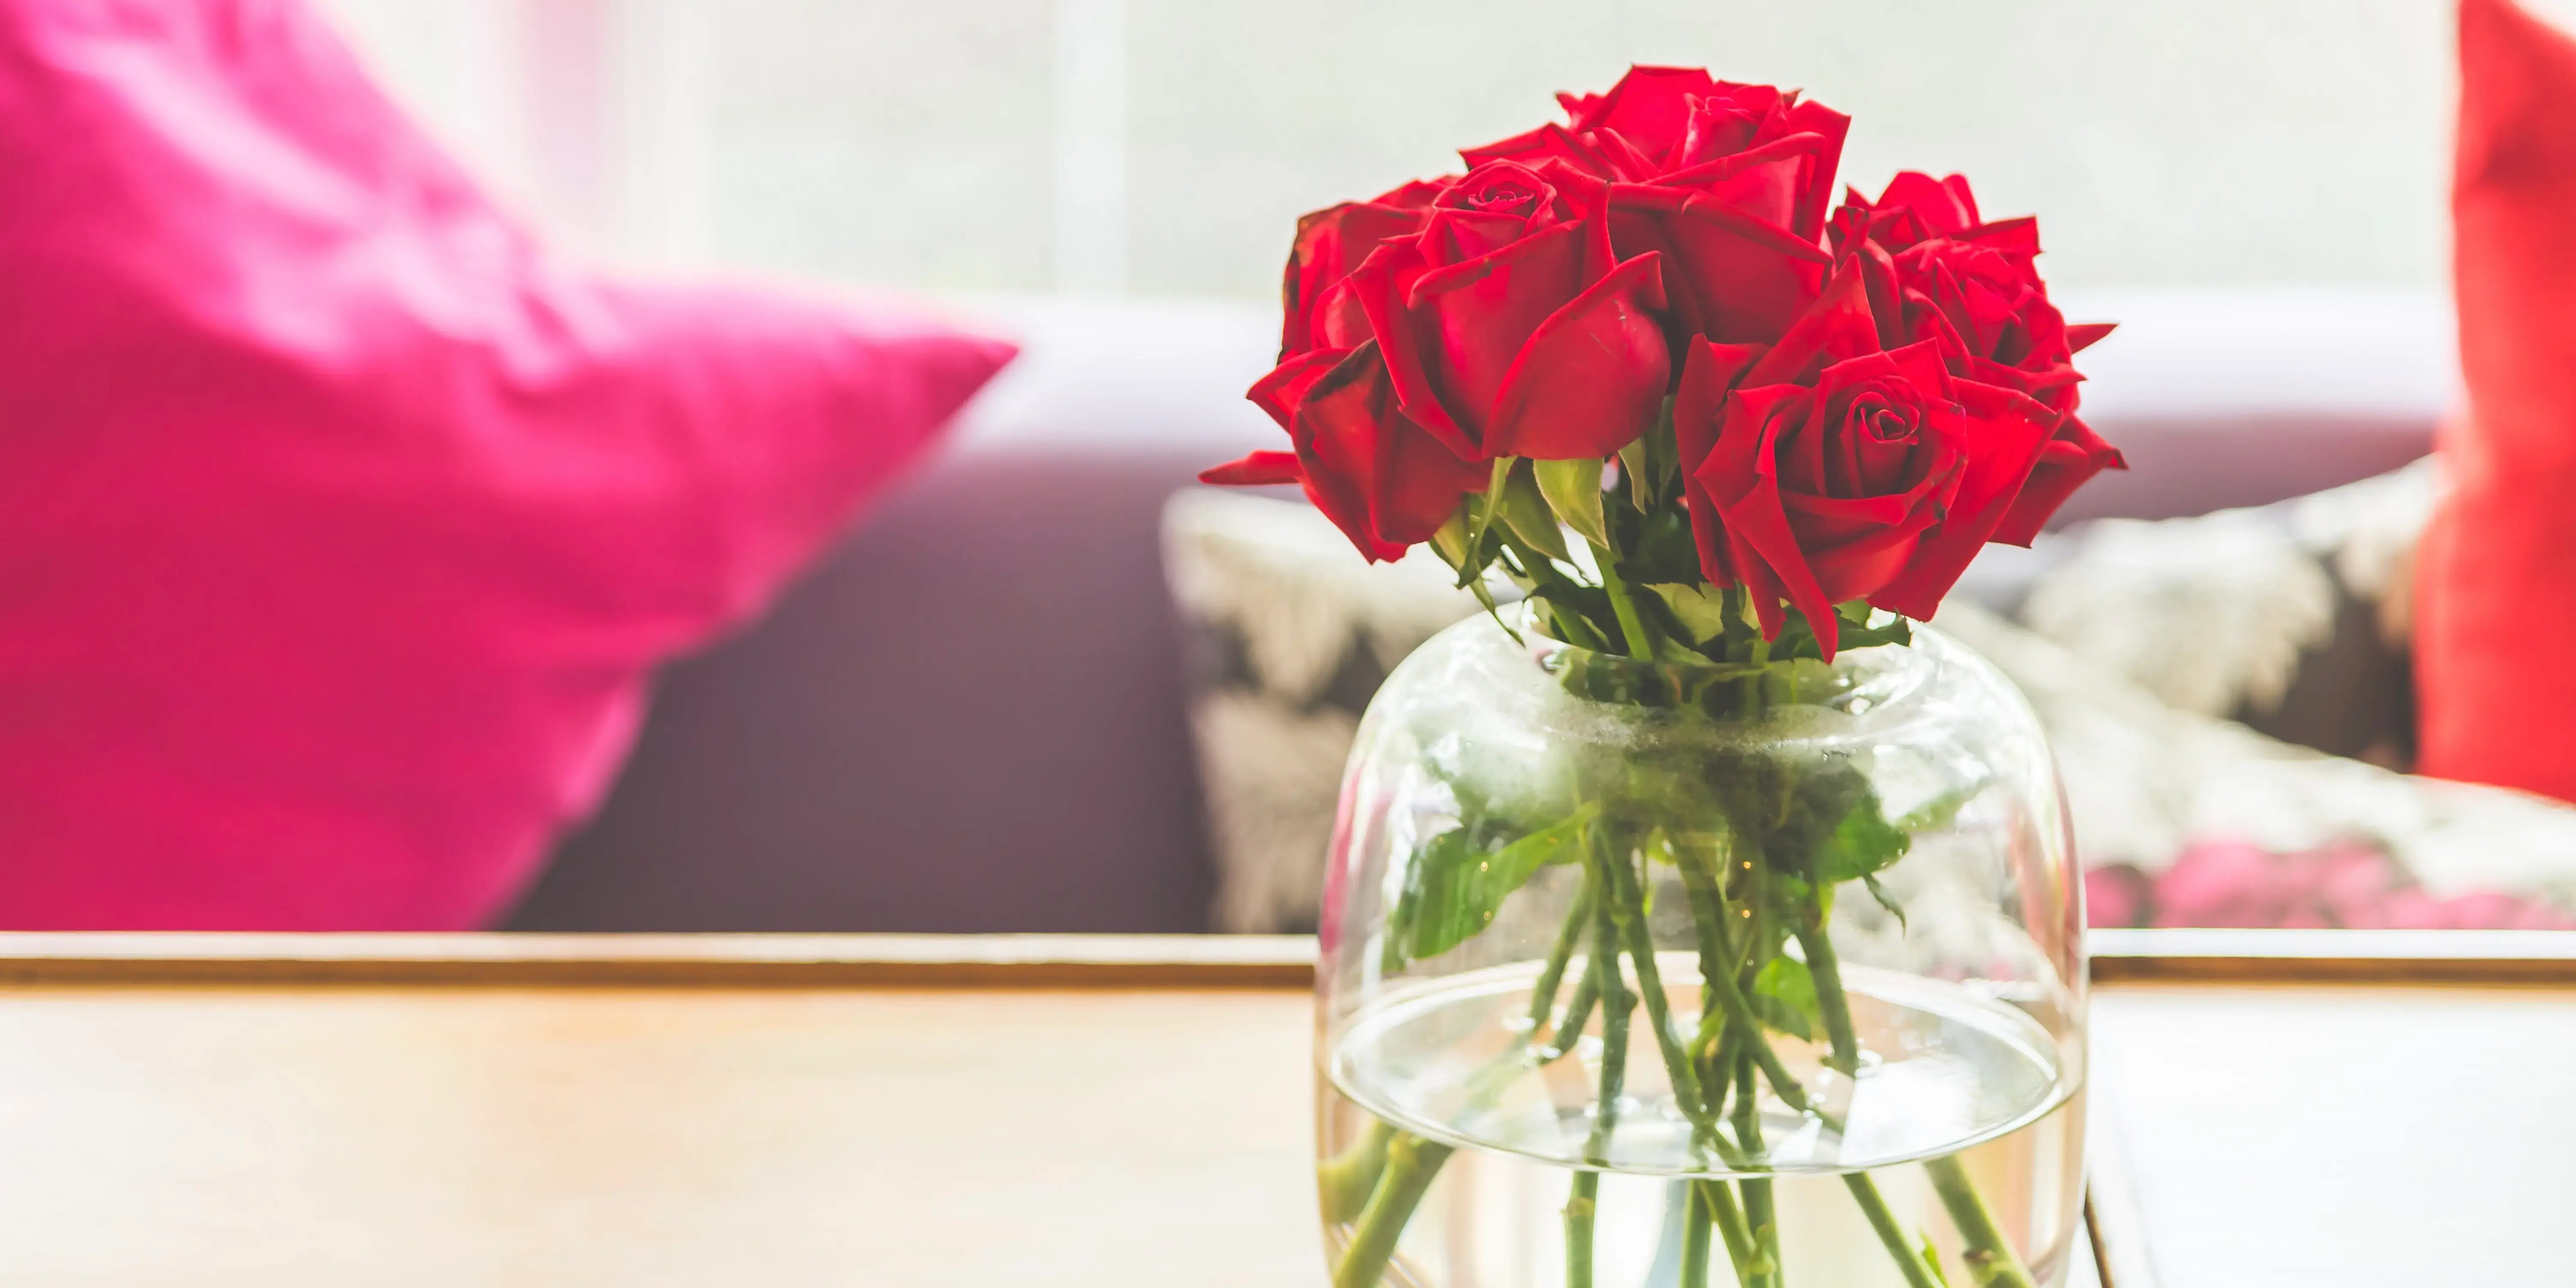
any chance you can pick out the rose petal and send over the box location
[1289,343,1484,561]
[1674,338,1768,587]
[1424,206,1535,268]
[1247,348,1349,431]
[1781,100,1852,239]
[1699,383,1839,652]
[1741,259,1882,386]
[1990,414,2127,546]
[1351,241,1477,459]
[1199,450,1302,487]
[1871,379,2059,617]
[1875,172,1980,238]
[1575,65,1721,161]
[1482,252,1672,459]
[1460,122,1617,178]
[1405,222,1591,442]
[1795,503,1942,605]
[1282,200,1437,356]
[1607,185,1830,345]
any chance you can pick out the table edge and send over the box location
[0,928,2570,989]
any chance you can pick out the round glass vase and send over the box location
[1315,605,2085,1288]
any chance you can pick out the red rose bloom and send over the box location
[1352,160,1673,462]
[1831,174,2124,544]
[1678,265,2060,656]
[1206,158,1672,559]
[1465,67,1849,345]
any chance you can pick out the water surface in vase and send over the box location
[1321,960,2085,1288]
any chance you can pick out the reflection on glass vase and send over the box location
[1315,606,2086,1288]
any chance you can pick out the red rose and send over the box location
[1465,67,1848,346]
[1279,177,1453,360]
[1202,340,1487,563]
[1677,265,2060,656]
[1352,159,1673,461]
[1830,174,2124,544]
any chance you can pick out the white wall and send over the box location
[317,0,2576,297]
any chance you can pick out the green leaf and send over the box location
[1429,502,1476,572]
[1495,460,1571,562]
[1616,437,1655,511]
[1750,956,1820,1040]
[1466,573,1521,644]
[1532,457,1609,551]
[1895,783,1981,835]
[1832,600,1914,650]
[1627,507,1701,584]
[1815,799,1912,886]
[1392,805,1599,963]
[1460,457,1517,584]
[1646,583,1732,644]
[1862,872,1908,932]
[1529,586,1616,652]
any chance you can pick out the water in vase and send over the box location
[1319,960,2086,1288]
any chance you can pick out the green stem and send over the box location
[1924,1154,2037,1288]
[1676,838,1734,1018]
[1698,1180,1761,1284]
[1688,942,1809,1116]
[1318,1118,1395,1225]
[1547,966,1602,1056]
[1567,886,1633,1288]
[1674,892,1764,1288]
[1528,880,1597,1032]
[1793,909,1858,1075]
[1731,1046,1781,1288]
[1600,831,1750,1168]
[1331,1131,1453,1288]
[1844,1172,1949,1288]
[1566,1170,1599,1288]
[1679,1181,1712,1288]
[1796,890,2026,1288]
[1328,887,1603,1285]
[1589,539,1668,662]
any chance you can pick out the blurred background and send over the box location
[319,0,2482,298]
[25,0,2571,935]
[289,0,2576,935]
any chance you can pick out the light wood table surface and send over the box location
[0,931,2566,1286]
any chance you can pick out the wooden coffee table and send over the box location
[0,930,2565,1287]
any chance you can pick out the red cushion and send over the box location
[0,0,1014,928]
[2418,0,2576,803]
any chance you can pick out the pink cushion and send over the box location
[0,0,1014,928]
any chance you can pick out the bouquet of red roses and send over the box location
[1220,68,2124,1288]
[1205,66,2119,665]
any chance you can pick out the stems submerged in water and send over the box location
[1566,865,1634,1288]
[1333,1132,1454,1288]
[1330,680,2045,1288]
[1925,1154,2038,1288]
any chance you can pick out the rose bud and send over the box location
[1677,265,2060,657]
[1464,67,1849,346]
[1201,340,1488,563]
[1830,173,2125,543]
[1350,159,1672,462]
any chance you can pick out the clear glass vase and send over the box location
[1315,605,2085,1288]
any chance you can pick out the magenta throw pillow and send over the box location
[0,0,1014,927]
